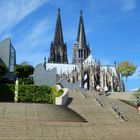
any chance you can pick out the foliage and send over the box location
[50,86,64,103]
[18,84,35,102]
[50,86,57,103]
[116,61,136,82]
[0,63,7,76]
[18,85,52,103]
[18,77,33,84]
[0,84,15,101]
[137,88,140,92]
[135,94,140,98]
[14,64,34,78]
[56,89,64,97]
[134,92,140,98]
[0,83,63,104]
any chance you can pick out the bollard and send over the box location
[14,78,19,103]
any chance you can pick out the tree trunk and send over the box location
[125,77,128,91]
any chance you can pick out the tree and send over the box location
[116,61,136,90]
[0,63,7,76]
[14,64,34,78]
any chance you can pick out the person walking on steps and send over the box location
[96,85,102,95]
[104,86,108,96]
[96,85,100,92]
[135,97,140,114]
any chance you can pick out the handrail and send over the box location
[93,91,129,122]
[75,88,87,98]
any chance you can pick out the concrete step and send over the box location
[87,90,140,123]
[68,90,118,124]
[108,98,140,122]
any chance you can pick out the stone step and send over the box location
[109,98,140,122]
[87,90,140,122]
[68,90,119,124]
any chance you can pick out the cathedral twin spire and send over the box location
[48,9,68,64]
[72,10,90,64]
[53,8,64,45]
[48,8,90,64]
[77,10,87,48]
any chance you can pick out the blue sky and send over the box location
[0,0,140,91]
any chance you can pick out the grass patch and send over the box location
[120,99,136,108]
[133,93,140,98]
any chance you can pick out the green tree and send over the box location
[0,63,7,77]
[14,64,34,78]
[116,61,136,90]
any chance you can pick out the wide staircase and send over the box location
[68,89,140,124]
[107,98,140,123]
[68,89,119,124]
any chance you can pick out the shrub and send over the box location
[18,84,52,103]
[0,84,63,104]
[14,64,34,78]
[56,89,64,97]
[50,86,57,104]
[18,84,35,102]
[50,86,64,103]
[34,85,51,103]
[0,84,15,102]
[18,77,33,84]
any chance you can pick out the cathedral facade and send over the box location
[46,9,125,92]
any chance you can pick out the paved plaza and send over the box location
[0,90,140,140]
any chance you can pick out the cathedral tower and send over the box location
[48,9,68,63]
[72,10,90,64]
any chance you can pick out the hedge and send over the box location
[0,84,15,102]
[18,77,33,84]
[18,85,52,103]
[0,84,63,103]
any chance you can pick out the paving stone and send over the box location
[0,90,140,140]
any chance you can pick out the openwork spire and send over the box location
[53,8,64,45]
[48,9,68,64]
[77,10,87,47]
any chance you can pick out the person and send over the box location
[96,85,100,92]
[138,106,140,114]
[135,97,140,106]
[104,86,108,96]
[135,97,140,114]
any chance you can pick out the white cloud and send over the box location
[15,18,53,66]
[23,19,53,48]
[0,0,52,66]
[120,0,137,12]
[0,0,48,36]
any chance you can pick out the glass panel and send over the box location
[9,47,15,72]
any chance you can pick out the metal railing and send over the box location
[93,91,129,122]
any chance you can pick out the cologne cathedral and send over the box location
[47,9,125,92]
